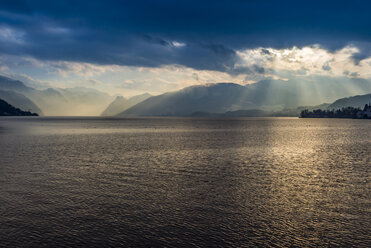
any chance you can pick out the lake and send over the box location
[0,117,370,247]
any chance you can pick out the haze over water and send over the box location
[0,117,370,247]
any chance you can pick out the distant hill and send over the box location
[22,87,114,116]
[0,75,115,116]
[0,75,33,92]
[118,77,371,116]
[0,98,38,116]
[2,74,371,116]
[297,103,331,112]
[242,77,371,109]
[191,109,268,117]
[328,93,371,109]
[101,93,151,116]
[0,90,43,115]
[118,83,246,116]
[296,93,371,119]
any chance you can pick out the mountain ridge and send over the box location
[0,75,115,116]
[101,93,151,116]
[327,93,371,109]
[0,98,38,116]
[118,78,371,116]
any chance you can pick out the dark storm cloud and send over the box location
[1,0,371,72]
[348,41,371,65]
[322,64,331,71]
[350,72,360,77]
[233,65,269,76]
[260,49,271,55]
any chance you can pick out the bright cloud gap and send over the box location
[0,44,370,96]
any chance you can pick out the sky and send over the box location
[1,0,371,96]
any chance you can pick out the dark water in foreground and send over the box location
[0,117,370,247]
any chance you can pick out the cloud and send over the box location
[349,72,359,77]
[0,26,24,43]
[1,0,371,72]
[2,0,371,96]
[171,41,186,48]
[236,45,371,79]
[322,64,331,71]
[4,42,371,96]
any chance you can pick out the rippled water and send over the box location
[0,117,370,247]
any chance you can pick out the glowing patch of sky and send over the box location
[1,45,371,97]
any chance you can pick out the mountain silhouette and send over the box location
[0,98,38,116]
[118,83,246,116]
[0,90,43,115]
[118,77,371,116]
[0,75,114,116]
[101,93,151,116]
[2,74,371,117]
[328,93,371,109]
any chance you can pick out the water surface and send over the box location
[0,117,370,247]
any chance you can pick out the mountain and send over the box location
[0,98,38,116]
[22,87,114,116]
[0,90,43,115]
[0,75,33,92]
[101,93,151,116]
[191,109,268,117]
[102,96,127,116]
[118,77,371,116]
[118,83,246,116]
[2,74,371,116]
[328,93,371,109]
[0,75,115,116]
[297,103,331,111]
[242,76,371,109]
